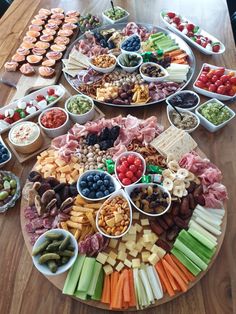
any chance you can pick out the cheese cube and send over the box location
[134,223,143,233]
[150,244,159,254]
[41,151,48,158]
[142,251,151,262]
[156,247,166,259]
[141,219,149,226]
[55,158,66,167]
[117,251,127,262]
[144,243,153,251]
[143,233,154,243]
[128,226,137,235]
[133,212,140,220]
[118,242,126,252]
[109,239,118,249]
[122,233,136,242]
[132,258,141,268]
[116,262,125,272]
[148,253,160,265]
[96,252,108,265]
[107,256,116,266]
[124,259,132,268]
[138,237,144,246]
[103,264,113,275]
[143,229,152,234]
[129,249,139,257]
[125,241,136,251]
[60,165,71,173]
[108,251,117,260]
[135,242,144,253]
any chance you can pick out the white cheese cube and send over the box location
[144,243,153,251]
[135,242,144,253]
[133,212,140,220]
[132,258,141,268]
[118,242,126,252]
[122,233,136,242]
[141,219,149,226]
[124,259,132,268]
[96,252,108,265]
[103,264,113,275]
[129,249,139,257]
[143,233,154,243]
[150,244,159,254]
[143,229,152,234]
[156,246,166,259]
[117,251,127,262]
[128,226,137,235]
[108,251,117,260]
[107,256,116,266]
[141,251,151,262]
[125,240,136,251]
[134,223,143,233]
[109,239,118,249]
[116,262,125,272]
[148,253,160,265]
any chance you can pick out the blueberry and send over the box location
[100,172,106,178]
[82,188,90,197]
[1,147,7,154]
[88,191,96,198]
[93,175,100,181]
[80,180,87,188]
[104,175,110,181]
[103,179,109,187]
[87,175,94,182]
[109,186,115,193]
[88,181,93,187]
[100,185,106,191]
[96,191,104,198]
[92,183,98,190]
[104,190,110,196]
[2,154,8,161]
[97,180,103,186]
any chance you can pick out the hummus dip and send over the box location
[10,122,40,145]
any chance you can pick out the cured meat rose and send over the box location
[78,233,107,256]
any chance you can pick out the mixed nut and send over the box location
[91,54,116,68]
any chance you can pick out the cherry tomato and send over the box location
[129,164,137,172]
[228,89,235,96]
[134,158,142,166]
[208,84,217,92]
[127,155,135,164]
[131,176,138,183]
[119,164,127,173]
[205,82,211,88]
[214,80,222,88]
[122,178,131,186]
[195,80,205,88]
[217,85,226,94]
[203,66,210,72]
[126,171,134,179]
[199,74,208,83]
[136,170,143,178]
[230,77,236,85]
[220,75,230,83]
[225,82,232,92]
[118,173,125,180]
[206,71,214,79]
[211,75,218,83]
[214,68,225,77]
[116,165,122,173]
[119,156,127,163]
[122,161,129,168]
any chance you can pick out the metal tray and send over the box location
[63,22,196,108]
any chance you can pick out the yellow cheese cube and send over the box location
[117,251,127,262]
[150,244,159,254]
[144,243,153,251]
[71,169,78,178]
[134,223,143,233]
[148,253,160,265]
[142,251,151,262]
[143,233,154,243]
[156,247,166,259]
[135,242,144,253]
[60,165,71,173]
[71,156,78,163]
[122,233,136,242]
[116,262,125,272]
[41,151,48,157]
[141,219,149,226]
[129,249,138,257]
[118,242,126,252]
[45,157,55,163]
[108,251,117,260]
[96,252,108,265]
[132,258,141,268]
[109,239,118,249]
[132,212,140,220]
[124,259,132,268]
[103,264,113,275]
[55,158,66,167]
[143,229,152,234]
[128,226,137,235]
[107,256,116,266]
[125,241,136,251]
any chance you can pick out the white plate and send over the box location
[193,63,236,101]
[160,10,225,55]
[0,85,66,135]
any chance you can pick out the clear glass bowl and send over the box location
[0,171,21,213]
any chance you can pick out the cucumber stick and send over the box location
[63,254,86,295]
[91,268,104,301]
[178,230,215,261]
[189,220,218,243]
[188,228,216,250]
[171,247,201,276]
[75,291,88,300]
[195,217,221,236]
[77,257,96,292]
[87,262,102,296]
[174,238,208,270]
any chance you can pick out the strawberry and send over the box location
[212,43,220,53]
[4,117,13,124]
[12,111,21,122]
[36,95,45,102]
[0,114,4,120]
[173,16,181,25]
[47,88,55,96]
[186,23,194,31]
[167,12,175,18]
[187,31,194,37]
[196,39,201,45]
[201,42,207,48]
[178,24,185,31]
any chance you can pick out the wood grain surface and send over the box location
[0,1,235,314]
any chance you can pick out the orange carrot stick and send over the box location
[161,259,179,291]
[171,254,195,282]
[123,269,131,303]
[110,272,119,309]
[101,275,110,304]
[112,272,125,309]
[128,269,136,307]
[165,254,189,284]
[156,261,175,297]
[162,259,188,292]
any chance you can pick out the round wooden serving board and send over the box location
[20,148,227,311]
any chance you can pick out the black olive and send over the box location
[107,40,115,49]
[98,127,110,141]
[99,139,113,150]
[45,177,60,188]
[86,133,98,145]
[69,184,78,196]
[100,39,107,48]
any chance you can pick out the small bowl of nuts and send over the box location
[140,62,168,82]
[125,183,171,217]
[89,54,117,73]
[96,189,132,238]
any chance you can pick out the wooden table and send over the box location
[0,1,235,314]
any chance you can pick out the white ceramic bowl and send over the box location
[140,62,169,82]
[117,52,143,73]
[115,151,146,187]
[160,10,225,56]
[193,63,236,101]
[0,136,11,168]
[125,183,171,217]
[195,98,235,132]
[89,54,117,73]
[77,170,121,202]
[167,106,200,133]
[166,90,200,112]
[38,107,70,138]
[32,229,78,276]
[96,189,132,238]
[102,6,129,24]
[120,34,141,54]
[65,94,95,124]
